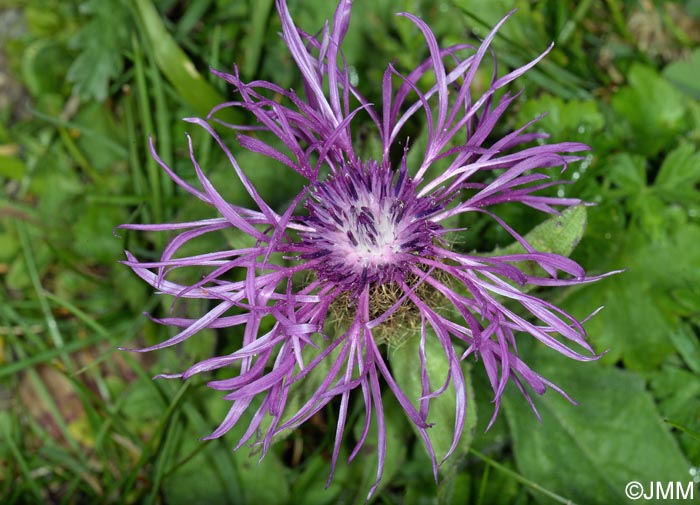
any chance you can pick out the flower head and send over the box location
[301,160,441,289]
[120,0,611,497]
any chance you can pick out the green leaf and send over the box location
[504,349,692,505]
[606,153,646,195]
[0,155,26,180]
[121,378,167,425]
[654,143,700,205]
[255,335,345,446]
[633,193,669,243]
[72,202,128,263]
[650,365,700,462]
[67,0,130,102]
[347,393,409,501]
[669,324,700,375]
[664,48,700,99]
[163,445,238,505]
[494,206,588,280]
[230,445,290,505]
[516,94,604,144]
[564,224,700,370]
[390,329,477,470]
[501,205,587,257]
[577,277,676,370]
[21,39,72,97]
[210,146,307,211]
[672,285,700,319]
[72,102,129,171]
[611,64,688,157]
[203,396,291,505]
[291,451,348,505]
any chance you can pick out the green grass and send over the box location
[2,0,700,503]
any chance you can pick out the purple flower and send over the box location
[120,0,611,497]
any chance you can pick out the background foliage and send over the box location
[1,0,700,503]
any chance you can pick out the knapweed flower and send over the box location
[120,0,611,497]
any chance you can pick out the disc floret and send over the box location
[301,160,440,291]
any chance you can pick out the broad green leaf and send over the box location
[163,445,241,505]
[390,329,477,470]
[611,64,688,157]
[664,48,700,99]
[654,143,700,204]
[564,224,700,370]
[347,393,409,501]
[291,451,348,505]
[494,206,588,279]
[650,365,700,462]
[204,395,291,505]
[504,348,692,505]
[574,275,675,370]
[254,335,345,446]
[467,371,524,504]
[121,378,167,425]
[230,445,290,505]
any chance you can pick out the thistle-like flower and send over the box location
[120,0,610,496]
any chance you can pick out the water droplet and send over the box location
[579,154,593,172]
[572,171,580,181]
[690,467,700,483]
[604,232,611,239]
[348,66,359,87]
